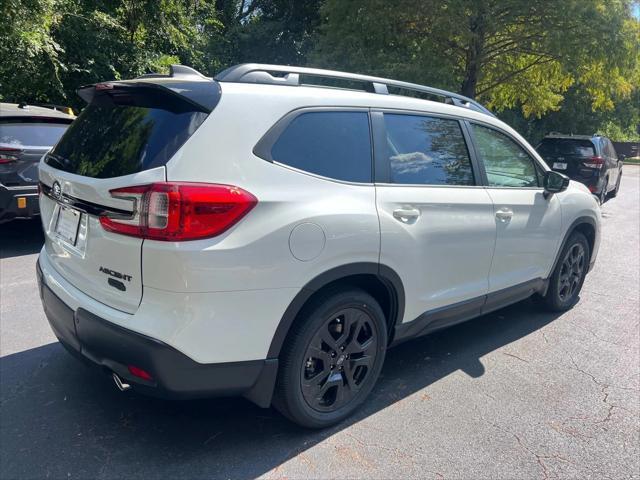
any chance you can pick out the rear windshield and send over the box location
[0,122,69,147]
[46,87,209,178]
[537,139,595,158]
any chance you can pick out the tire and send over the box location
[539,232,590,312]
[273,287,387,428]
[598,180,608,205]
[610,171,621,198]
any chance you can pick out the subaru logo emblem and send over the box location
[52,181,62,199]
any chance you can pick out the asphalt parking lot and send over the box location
[1,168,639,480]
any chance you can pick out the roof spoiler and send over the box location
[76,65,220,112]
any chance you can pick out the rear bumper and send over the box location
[36,261,277,406]
[0,184,39,223]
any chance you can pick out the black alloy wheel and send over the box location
[539,231,590,312]
[557,243,586,302]
[274,288,387,428]
[300,307,378,411]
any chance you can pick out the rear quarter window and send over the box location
[266,111,372,183]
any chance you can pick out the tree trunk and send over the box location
[461,53,481,98]
[460,7,486,99]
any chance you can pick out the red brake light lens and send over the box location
[100,183,257,241]
[0,147,21,164]
[582,156,605,169]
[128,365,153,381]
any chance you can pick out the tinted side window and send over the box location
[270,111,371,183]
[471,124,540,188]
[383,114,474,185]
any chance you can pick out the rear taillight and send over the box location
[99,183,257,241]
[583,156,605,169]
[0,147,21,164]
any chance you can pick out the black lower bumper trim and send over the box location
[392,278,547,346]
[0,185,39,223]
[36,262,277,405]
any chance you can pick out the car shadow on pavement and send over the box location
[0,218,44,259]
[0,299,562,479]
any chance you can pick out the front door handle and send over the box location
[393,207,421,223]
[495,207,514,223]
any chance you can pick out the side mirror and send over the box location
[618,154,626,162]
[543,170,570,198]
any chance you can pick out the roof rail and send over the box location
[215,63,494,117]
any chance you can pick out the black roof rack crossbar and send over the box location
[215,63,494,116]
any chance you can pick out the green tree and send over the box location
[212,0,322,66]
[0,0,322,108]
[0,0,226,108]
[312,0,639,119]
[0,0,66,103]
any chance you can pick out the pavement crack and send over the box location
[567,320,634,349]
[474,406,576,480]
[567,356,636,427]
[541,331,551,344]
[594,404,616,425]
[568,356,638,393]
[503,352,530,363]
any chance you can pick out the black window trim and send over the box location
[371,108,483,188]
[252,106,375,186]
[0,116,74,125]
[464,119,549,190]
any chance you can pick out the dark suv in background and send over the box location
[0,103,74,223]
[537,133,623,204]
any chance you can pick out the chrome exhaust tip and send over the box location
[112,372,131,392]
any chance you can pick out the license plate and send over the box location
[553,162,568,170]
[54,206,81,246]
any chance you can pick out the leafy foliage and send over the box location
[0,0,638,140]
[313,0,640,135]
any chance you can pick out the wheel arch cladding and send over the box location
[266,263,405,359]
[549,216,597,278]
[573,221,596,258]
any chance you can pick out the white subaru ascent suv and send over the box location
[37,64,600,428]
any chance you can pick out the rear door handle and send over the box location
[393,207,421,223]
[495,207,514,223]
